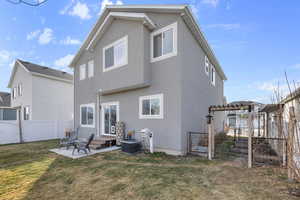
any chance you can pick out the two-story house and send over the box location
[8,59,74,121]
[69,5,227,155]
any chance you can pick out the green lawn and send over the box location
[0,140,299,200]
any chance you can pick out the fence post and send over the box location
[17,109,23,143]
[248,112,253,168]
[288,107,295,181]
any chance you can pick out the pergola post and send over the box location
[207,114,214,160]
[248,111,254,168]
[288,107,295,181]
[258,113,261,137]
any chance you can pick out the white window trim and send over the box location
[80,103,95,128]
[101,101,120,136]
[102,35,128,72]
[211,64,216,86]
[139,94,164,119]
[205,56,209,76]
[79,64,86,80]
[88,60,94,78]
[150,22,178,63]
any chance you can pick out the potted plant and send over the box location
[127,130,135,140]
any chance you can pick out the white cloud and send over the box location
[54,54,74,68]
[60,0,75,15]
[60,36,81,45]
[0,50,11,65]
[68,2,91,20]
[116,0,123,5]
[100,0,113,13]
[9,61,15,68]
[206,23,241,30]
[290,63,300,69]
[38,28,53,45]
[26,30,41,40]
[100,0,123,14]
[190,4,199,17]
[202,0,219,7]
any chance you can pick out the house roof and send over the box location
[8,59,73,88]
[69,4,227,80]
[260,104,284,113]
[228,101,263,106]
[0,92,11,107]
[281,86,300,104]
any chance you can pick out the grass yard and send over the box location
[0,140,299,200]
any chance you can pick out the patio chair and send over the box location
[59,131,77,150]
[72,134,95,155]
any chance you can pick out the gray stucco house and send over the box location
[69,5,227,155]
[0,92,16,120]
[8,59,74,121]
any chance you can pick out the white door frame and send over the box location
[100,101,120,136]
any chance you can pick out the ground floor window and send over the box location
[80,103,95,127]
[139,94,163,119]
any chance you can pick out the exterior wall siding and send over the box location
[74,12,225,155]
[32,75,73,120]
[180,18,224,154]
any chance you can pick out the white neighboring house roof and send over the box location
[69,4,227,80]
[7,59,73,88]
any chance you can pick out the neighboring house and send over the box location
[7,59,74,121]
[69,5,227,155]
[226,101,264,129]
[0,92,16,120]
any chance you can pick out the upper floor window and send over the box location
[18,84,22,96]
[103,35,128,72]
[12,87,17,99]
[151,22,177,63]
[80,64,86,80]
[24,106,30,120]
[211,64,216,86]
[139,94,164,119]
[80,103,95,128]
[88,60,94,78]
[205,56,210,76]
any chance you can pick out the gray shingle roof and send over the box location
[18,59,73,81]
[0,92,11,107]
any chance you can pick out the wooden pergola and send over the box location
[207,103,254,168]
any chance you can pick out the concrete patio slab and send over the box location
[50,146,120,159]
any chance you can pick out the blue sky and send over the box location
[0,0,300,103]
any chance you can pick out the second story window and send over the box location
[18,84,22,96]
[88,60,94,78]
[205,56,210,76]
[103,35,128,72]
[80,64,86,80]
[211,64,216,86]
[151,22,177,62]
[24,106,30,120]
[12,87,17,99]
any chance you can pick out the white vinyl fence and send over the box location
[0,120,73,144]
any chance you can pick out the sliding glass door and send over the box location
[101,102,119,136]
